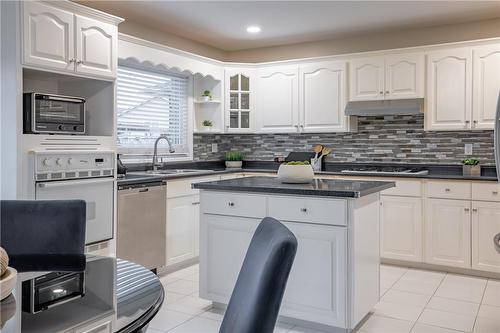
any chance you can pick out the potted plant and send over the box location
[201,90,212,102]
[462,158,481,177]
[277,161,314,184]
[202,120,213,131]
[224,151,244,168]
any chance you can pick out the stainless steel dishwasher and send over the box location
[117,181,166,271]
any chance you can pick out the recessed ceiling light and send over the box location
[246,26,261,34]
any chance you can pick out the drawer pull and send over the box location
[300,208,308,213]
[192,202,200,205]
[493,191,498,195]
[472,208,478,212]
[445,188,451,192]
[228,202,235,207]
[464,208,470,212]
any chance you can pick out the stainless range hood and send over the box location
[345,98,424,116]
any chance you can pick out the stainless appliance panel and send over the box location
[495,93,500,183]
[117,183,166,270]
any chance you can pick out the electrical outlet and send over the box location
[464,144,473,155]
[211,143,218,153]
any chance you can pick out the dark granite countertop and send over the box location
[192,176,395,198]
[116,161,498,186]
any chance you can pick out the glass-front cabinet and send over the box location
[224,68,255,132]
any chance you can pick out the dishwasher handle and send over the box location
[37,177,114,188]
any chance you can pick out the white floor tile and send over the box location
[160,273,183,285]
[166,295,212,316]
[148,308,193,332]
[482,279,500,307]
[359,314,413,333]
[146,328,166,333]
[167,316,221,333]
[274,322,295,333]
[435,275,487,304]
[288,326,330,333]
[411,323,465,333]
[473,316,500,333]
[183,273,199,282]
[165,279,199,295]
[381,290,431,307]
[477,304,500,321]
[198,308,225,321]
[374,301,425,321]
[426,297,479,316]
[392,269,445,295]
[164,291,188,305]
[418,308,476,332]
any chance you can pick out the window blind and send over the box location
[116,65,189,154]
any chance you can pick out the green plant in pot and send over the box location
[462,158,480,177]
[201,90,212,102]
[225,151,244,169]
[202,120,213,131]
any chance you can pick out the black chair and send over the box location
[219,217,298,333]
[0,200,87,272]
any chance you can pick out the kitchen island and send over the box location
[193,176,394,332]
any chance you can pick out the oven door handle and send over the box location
[37,177,114,188]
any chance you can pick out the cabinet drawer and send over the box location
[201,192,266,218]
[167,176,221,198]
[472,182,500,202]
[381,179,422,197]
[426,181,471,199]
[268,196,346,226]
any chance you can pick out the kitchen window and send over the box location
[116,65,192,159]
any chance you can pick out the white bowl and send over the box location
[277,164,314,183]
[0,267,17,301]
[225,161,243,168]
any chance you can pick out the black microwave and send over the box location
[23,93,86,134]
[22,271,85,314]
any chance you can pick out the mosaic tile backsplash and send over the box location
[193,115,495,165]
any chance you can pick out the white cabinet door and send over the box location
[385,53,424,99]
[472,201,500,273]
[224,68,256,133]
[426,48,473,131]
[280,222,347,328]
[166,195,198,266]
[349,57,385,101]
[425,199,471,268]
[299,61,348,132]
[473,44,500,130]
[75,15,117,78]
[380,196,423,262]
[22,1,75,71]
[200,214,260,303]
[257,66,299,133]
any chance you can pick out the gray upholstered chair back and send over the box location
[219,217,297,333]
[0,200,86,271]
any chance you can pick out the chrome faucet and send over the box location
[152,134,175,171]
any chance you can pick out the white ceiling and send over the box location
[79,1,500,51]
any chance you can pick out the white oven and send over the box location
[33,151,115,245]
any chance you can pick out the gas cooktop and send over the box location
[340,166,429,175]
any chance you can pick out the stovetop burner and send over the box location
[341,166,429,175]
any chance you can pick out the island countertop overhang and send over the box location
[193,176,395,198]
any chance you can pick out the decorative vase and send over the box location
[463,165,481,177]
[202,126,212,132]
[277,164,314,184]
[202,96,211,102]
[225,161,242,168]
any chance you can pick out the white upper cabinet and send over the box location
[22,1,121,79]
[350,53,424,101]
[385,53,424,99]
[299,61,349,132]
[75,15,117,77]
[472,43,500,130]
[426,48,473,131]
[349,57,385,101]
[23,1,75,71]
[224,68,256,133]
[257,66,299,133]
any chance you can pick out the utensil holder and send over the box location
[463,165,481,177]
[311,157,322,172]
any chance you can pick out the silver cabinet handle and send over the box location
[192,202,200,205]
[300,208,307,213]
[494,233,500,254]
[228,202,235,207]
[76,60,83,65]
[472,208,478,212]
[69,58,76,63]
[464,208,470,212]
[385,91,389,94]
[445,188,451,192]
[493,191,498,195]
[379,91,383,95]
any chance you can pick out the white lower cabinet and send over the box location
[166,195,199,266]
[424,198,471,268]
[472,201,500,273]
[380,195,423,262]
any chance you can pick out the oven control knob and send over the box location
[56,158,64,166]
[42,158,53,167]
[67,158,74,165]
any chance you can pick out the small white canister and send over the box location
[277,164,314,184]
